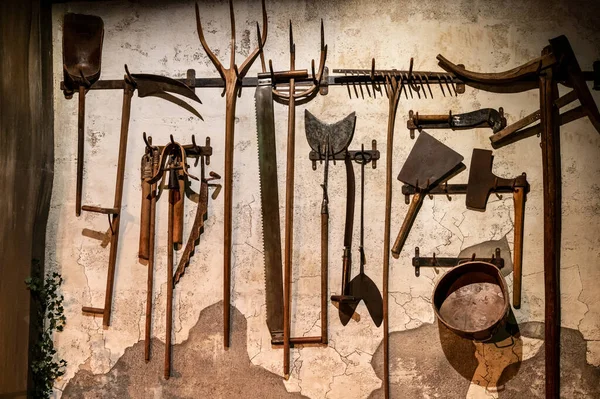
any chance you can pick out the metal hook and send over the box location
[143,132,153,151]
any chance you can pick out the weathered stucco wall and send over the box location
[47,0,600,398]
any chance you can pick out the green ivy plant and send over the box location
[26,270,67,398]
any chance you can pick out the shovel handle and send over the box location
[512,186,526,308]
[391,192,424,258]
[76,85,86,216]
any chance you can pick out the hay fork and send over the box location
[195,0,267,349]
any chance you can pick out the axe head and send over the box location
[398,131,464,190]
[304,110,356,155]
[466,149,508,211]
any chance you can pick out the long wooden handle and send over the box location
[76,85,86,216]
[512,187,526,309]
[173,170,185,249]
[165,189,175,379]
[320,211,328,344]
[139,173,151,263]
[391,192,424,258]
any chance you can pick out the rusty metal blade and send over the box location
[397,131,464,190]
[304,110,356,155]
[256,77,284,342]
[131,73,202,104]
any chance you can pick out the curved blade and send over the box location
[131,73,202,104]
[305,110,356,155]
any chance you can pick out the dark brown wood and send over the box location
[512,186,526,309]
[76,86,86,216]
[283,77,296,380]
[391,192,424,258]
[195,0,268,350]
[139,161,151,263]
[321,210,328,344]
[145,151,158,362]
[173,170,185,249]
[165,185,175,379]
[382,76,402,399]
[539,47,561,399]
[0,1,54,396]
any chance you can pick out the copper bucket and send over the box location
[433,261,510,342]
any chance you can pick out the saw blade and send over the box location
[255,77,284,342]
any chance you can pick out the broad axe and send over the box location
[81,65,201,327]
[402,149,529,308]
[438,35,600,398]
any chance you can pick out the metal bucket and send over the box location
[432,261,510,342]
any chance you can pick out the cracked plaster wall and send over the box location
[46,0,600,398]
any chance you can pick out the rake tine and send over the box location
[345,71,352,99]
[424,75,434,99]
[437,74,446,97]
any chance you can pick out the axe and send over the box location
[466,149,528,309]
[401,149,528,308]
[438,37,600,396]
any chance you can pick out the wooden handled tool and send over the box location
[173,168,185,249]
[62,13,104,216]
[139,152,153,264]
[391,132,464,258]
[512,186,526,308]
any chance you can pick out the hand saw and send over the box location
[256,75,284,344]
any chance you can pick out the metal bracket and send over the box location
[412,246,504,277]
[310,140,379,170]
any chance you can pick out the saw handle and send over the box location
[512,186,526,308]
[391,192,424,258]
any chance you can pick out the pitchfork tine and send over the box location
[195,3,226,82]
[229,0,236,69]
[238,0,268,77]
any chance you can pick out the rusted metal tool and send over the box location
[62,13,104,217]
[268,20,327,379]
[407,108,506,139]
[80,66,201,327]
[330,151,358,325]
[195,0,267,349]
[391,132,464,259]
[437,36,600,398]
[333,57,465,100]
[412,247,504,276]
[402,149,528,307]
[343,146,383,326]
[139,148,153,265]
[141,134,159,362]
[174,143,220,284]
[304,110,356,343]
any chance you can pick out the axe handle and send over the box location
[391,192,424,258]
[512,186,526,309]
[139,176,151,263]
[173,170,185,249]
